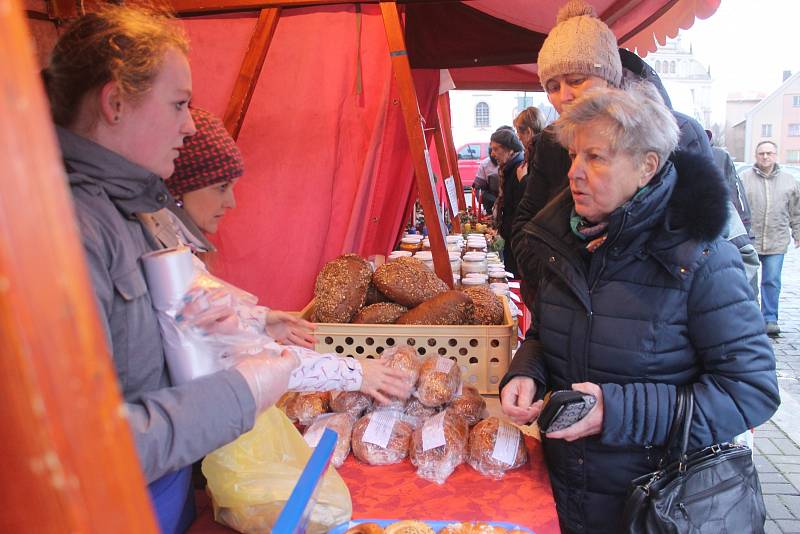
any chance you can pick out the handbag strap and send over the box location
[659,385,686,468]
[677,387,695,472]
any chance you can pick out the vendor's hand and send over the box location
[234,349,301,412]
[265,310,316,348]
[546,382,604,442]
[500,376,543,426]
[359,359,414,405]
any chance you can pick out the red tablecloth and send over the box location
[188,435,560,533]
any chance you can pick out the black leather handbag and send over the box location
[622,386,766,533]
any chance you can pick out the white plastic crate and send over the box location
[300,296,513,394]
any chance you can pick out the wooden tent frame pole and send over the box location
[1,1,158,532]
[380,1,453,287]
[223,7,281,139]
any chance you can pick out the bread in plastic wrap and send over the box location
[276,391,299,421]
[288,391,331,427]
[404,397,440,428]
[416,355,461,407]
[384,520,436,534]
[351,411,413,465]
[345,522,386,534]
[467,417,527,479]
[331,390,373,419]
[379,345,422,408]
[410,411,469,484]
[446,384,486,426]
[303,412,355,468]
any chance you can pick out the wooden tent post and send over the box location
[432,123,461,233]
[0,2,158,532]
[380,1,453,287]
[223,7,281,139]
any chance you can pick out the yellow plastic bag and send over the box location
[202,406,352,533]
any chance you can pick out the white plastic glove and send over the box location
[234,349,301,412]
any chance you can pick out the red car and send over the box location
[455,142,489,189]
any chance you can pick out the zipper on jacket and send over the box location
[762,177,770,252]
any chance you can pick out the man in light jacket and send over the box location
[741,140,800,336]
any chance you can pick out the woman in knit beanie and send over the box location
[536,0,622,109]
[167,107,244,234]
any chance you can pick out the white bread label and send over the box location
[363,412,397,448]
[491,421,520,466]
[303,413,334,448]
[435,356,455,374]
[422,411,447,451]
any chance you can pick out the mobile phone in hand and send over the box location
[537,390,596,434]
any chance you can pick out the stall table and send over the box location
[188,435,559,533]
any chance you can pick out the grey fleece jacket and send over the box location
[58,127,256,482]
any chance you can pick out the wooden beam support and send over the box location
[601,0,643,27]
[380,1,453,287]
[1,1,158,532]
[223,7,281,139]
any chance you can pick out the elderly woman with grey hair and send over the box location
[499,86,779,534]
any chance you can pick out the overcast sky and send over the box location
[680,0,800,95]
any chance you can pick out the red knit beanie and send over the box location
[167,107,244,197]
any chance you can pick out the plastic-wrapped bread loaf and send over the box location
[416,355,461,407]
[288,391,331,427]
[395,290,474,325]
[372,257,448,308]
[462,286,504,325]
[467,417,527,479]
[352,302,407,324]
[410,411,469,484]
[384,521,436,534]
[331,390,373,419]
[446,384,486,426]
[351,411,413,465]
[303,412,355,467]
[404,397,440,428]
[314,254,372,323]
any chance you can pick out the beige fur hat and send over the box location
[537,0,622,89]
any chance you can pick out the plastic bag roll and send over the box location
[142,246,195,310]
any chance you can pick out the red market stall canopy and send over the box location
[25,0,721,313]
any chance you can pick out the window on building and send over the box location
[762,124,773,137]
[655,60,661,73]
[670,61,676,74]
[457,144,481,160]
[787,150,800,163]
[789,124,800,137]
[475,102,490,128]
[793,95,800,107]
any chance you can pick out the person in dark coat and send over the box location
[499,85,779,534]
[490,128,526,275]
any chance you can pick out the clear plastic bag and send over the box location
[417,356,461,407]
[410,411,469,484]
[304,412,355,468]
[446,384,486,426]
[202,406,352,534]
[467,417,527,480]
[351,410,413,465]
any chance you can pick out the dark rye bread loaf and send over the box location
[352,302,408,324]
[314,254,372,323]
[462,286,504,325]
[396,290,474,325]
[372,256,448,308]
